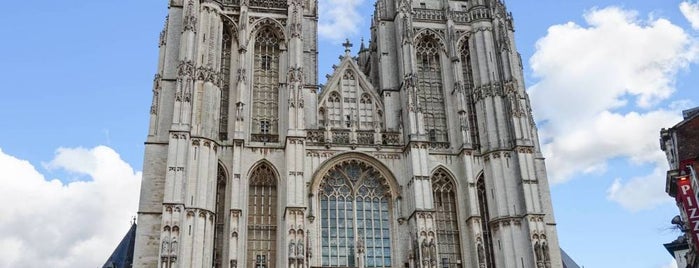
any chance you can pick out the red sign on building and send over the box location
[677,176,699,250]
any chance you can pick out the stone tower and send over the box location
[133,0,562,267]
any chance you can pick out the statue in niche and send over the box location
[297,239,304,258]
[289,241,296,257]
[477,244,486,268]
[170,239,178,255]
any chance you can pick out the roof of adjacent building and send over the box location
[102,223,136,268]
[561,248,581,268]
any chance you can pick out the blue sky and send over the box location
[1,0,699,267]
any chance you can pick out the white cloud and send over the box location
[660,259,678,268]
[607,165,669,212]
[681,1,699,30]
[0,146,141,268]
[528,6,698,211]
[318,0,365,41]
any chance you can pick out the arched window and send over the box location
[219,27,233,141]
[252,27,280,142]
[477,176,496,268]
[359,94,373,130]
[319,160,393,267]
[247,163,278,268]
[460,41,479,148]
[416,35,448,143]
[328,92,342,127]
[213,164,227,268]
[431,169,462,267]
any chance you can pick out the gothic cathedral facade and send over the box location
[134,0,562,267]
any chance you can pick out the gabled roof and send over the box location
[318,54,383,107]
[102,223,136,268]
[561,248,581,268]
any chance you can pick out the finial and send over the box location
[342,38,353,56]
[360,37,366,51]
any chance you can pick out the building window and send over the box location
[260,120,270,135]
[417,35,448,143]
[252,27,280,138]
[461,41,479,148]
[477,176,496,268]
[432,169,463,267]
[212,165,227,268]
[319,160,393,267]
[255,254,267,268]
[247,163,278,268]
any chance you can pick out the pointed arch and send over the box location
[476,175,496,268]
[413,29,447,52]
[310,153,400,197]
[250,17,287,43]
[312,153,398,268]
[219,19,238,141]
[212,163,228,268]
[317,53,385,131]
[416,33,448,142]
[430,168,463,267]
[251,25,282,142]
[246,161,279,268]
[459,36,480,148]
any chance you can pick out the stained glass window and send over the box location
[319,160,393,267]
[432,170,462,267]
[417,35,448,143]
[247,163,278,268]
[252,28,280,139]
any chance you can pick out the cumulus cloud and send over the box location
[681,1,699,30]
[528,6,698,210]
[0,146,141,268]
[607,165,669,212]
[318,0,365,41]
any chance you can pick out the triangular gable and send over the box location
[318,56,383,108]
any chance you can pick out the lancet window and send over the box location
[460,41,479,148]
[327,92,342,127]
[477,176,496,268]
[213,164,227,268]
[252,27,280,141]
[416,35,448,142]
[219,27,233,141]
[319,160,393,267]
[359,94,373,130]
[247,163,278,268]
[431,169,462,267]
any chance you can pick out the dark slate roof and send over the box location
[561,248,581,268]
[103,223,136,268]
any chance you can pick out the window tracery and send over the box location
[213,164,227,268]
[328,92,342,127]
[416,36,448,142]
[252,27,280,141]
[460,41,479,148]
[431,169,462,267]
[359,94,373,129]
[477,176,496,268]
[219,28,233,141]
[247,163,278,268]
[319,160,393,267]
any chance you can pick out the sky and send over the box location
[0,0,698,267]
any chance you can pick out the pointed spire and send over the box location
[360,37,366,51]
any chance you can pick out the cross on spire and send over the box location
[342,38,353,55]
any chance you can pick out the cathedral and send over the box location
[132,0,563,267]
